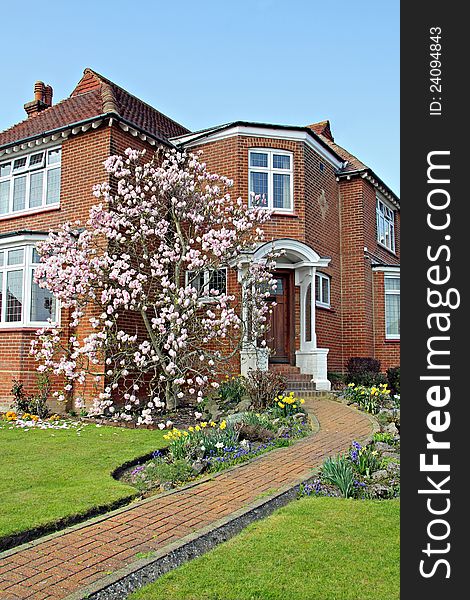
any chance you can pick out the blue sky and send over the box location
[1,0,399,194]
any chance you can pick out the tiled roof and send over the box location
[0,69,189,148]
[307,121,367,172]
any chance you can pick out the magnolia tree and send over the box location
[31,148,277,424]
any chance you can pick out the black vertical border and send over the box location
[401,4,466,599]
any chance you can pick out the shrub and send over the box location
[10,375,50,418]
[244,370,286,411]
[11,380,31,414]
[347,357,381,374]
[321,455,355,498]
[327,372,346,390]
[345,357,386,387]
[387,366,400,396]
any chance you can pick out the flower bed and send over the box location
[300,434,400,500]
[120,393,311,494]
[305,382,401,501]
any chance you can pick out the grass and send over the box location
[0,421,166,540]
[130,497,400,600]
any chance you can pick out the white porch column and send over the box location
[295,266,331,391]
[237,263,269,376]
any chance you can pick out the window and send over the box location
[186,269,227,298]
[0,245,58,327]
[376,197,395,252]
[248,149,293,211]
[315,272,330,308]
[0,147,61,217]
[385,276,400,339]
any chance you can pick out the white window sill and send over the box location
[377,240,397,256]
[385,335,400,341]
[0,203,60,221]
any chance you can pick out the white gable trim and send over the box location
[177,125,345,170]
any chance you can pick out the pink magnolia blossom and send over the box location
[31,148,277,422]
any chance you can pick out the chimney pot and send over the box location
[25,80,52,117]
[34,81,45,102]
[43,85,53,107]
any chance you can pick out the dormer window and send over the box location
[376,196,395,252]
[0,146,61,217]
[248,149,293,211]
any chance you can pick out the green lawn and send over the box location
[130,497,400,600]
[0,421,166,541]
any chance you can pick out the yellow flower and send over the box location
[293,404,297,409]
[278,402,285,409]
[201,422,208,428]
[5,411,17,421]
[300,399,305,404]
[348,383,355,388]
[183,431,189,437]
[195,425,201,432]
[31,415,39,422]
[210,421,216,427]
[219,420,227,430]
[188,426,194,432]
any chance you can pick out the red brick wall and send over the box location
[0,127,113,410]
[373,270,400,370]
[339,177,400,372]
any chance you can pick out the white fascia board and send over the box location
[180,125,344,170]
[0,232,49,248]
[372,265,400,273]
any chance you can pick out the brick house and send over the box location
[0,69,399,410]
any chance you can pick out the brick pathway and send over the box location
[0,399,373,600]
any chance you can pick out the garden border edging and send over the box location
[0,413,320,557]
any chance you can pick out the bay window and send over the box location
[0,147,61,217]
[186,268,227,298]
[385,276,400,339]
[0,245,58,327]
[248,149,293,211]
[376,196,396,252]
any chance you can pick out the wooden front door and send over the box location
[267,273,292,363]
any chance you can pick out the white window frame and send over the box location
[0,146,62,219]
[376,195,396,253]
[185,268,228,301]
[315,272,331,308]
[248,149,294,212]
[0,241,59,328]
[384,275,400,340]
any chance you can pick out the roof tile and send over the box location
[0,69,189,148]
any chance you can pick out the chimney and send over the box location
[24,81,53,117]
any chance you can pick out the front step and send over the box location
[269,364,301,374]
[269,364,318,391]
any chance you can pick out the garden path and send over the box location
[0,398,373,600]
